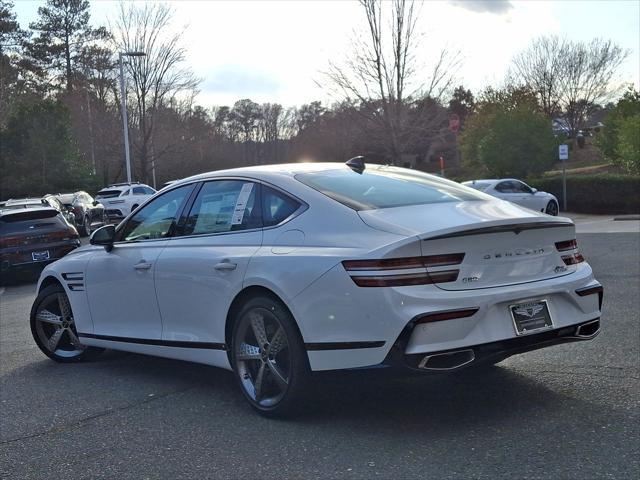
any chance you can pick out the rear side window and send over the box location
[495,182,514,193]
[183,181,260,236]
[262,186,300,227]
[296,166,488,210]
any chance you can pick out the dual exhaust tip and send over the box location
[417,319,601,371]
[418,349,475,371]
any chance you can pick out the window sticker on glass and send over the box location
[231,183,254,225]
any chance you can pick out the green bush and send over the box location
[616,115,640,174]
[527,174,640,214]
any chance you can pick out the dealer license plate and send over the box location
[31,250,50,262]
[510,300,553,335]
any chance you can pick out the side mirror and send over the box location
[90,224,116,252]
[531,188,538,194]
[92,200,99,206]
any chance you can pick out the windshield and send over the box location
[296,166,490,210]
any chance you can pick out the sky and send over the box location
[12,0,640,108]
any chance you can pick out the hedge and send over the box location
[526,174,640,214]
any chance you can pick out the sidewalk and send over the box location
[562,213,640,233]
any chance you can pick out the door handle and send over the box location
[214,261,237,271]
[134,261,153,270]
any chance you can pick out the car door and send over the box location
[154,179,263,345]
[85,184,194,339]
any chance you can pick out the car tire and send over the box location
[79,214,91,237]
[30,284,104,363]
[230,295,310,417]
[545,200,559,216]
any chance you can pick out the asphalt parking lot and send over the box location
[1,226,638,478]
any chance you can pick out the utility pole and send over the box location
[118,51,146,183]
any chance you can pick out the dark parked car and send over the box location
[2,197,77,226]
[0,207,80,282]
[56,191,106,236]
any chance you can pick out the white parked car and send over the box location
[462,179,559,216]
[95,182,156,220]
[31,162,602,416]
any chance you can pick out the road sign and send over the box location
[559,144,569,161]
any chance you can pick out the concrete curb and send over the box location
[613,215,640,221]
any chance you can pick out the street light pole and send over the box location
[118,51,146,184]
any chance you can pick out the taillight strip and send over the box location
[349,269,459,287]
[562,253,584,265]
[415,307,479,324]
[556,239,578,252]
[342,253,465,271]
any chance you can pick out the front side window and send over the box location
[182,180,260,236]
[262,186,300,227]
[133,186,147,195]
[119,185,192,242]
[513,181,532,194]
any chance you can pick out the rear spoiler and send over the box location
[424,221,574,241]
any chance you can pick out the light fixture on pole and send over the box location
[118,51,146,183]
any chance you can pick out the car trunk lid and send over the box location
[357,200,578,290]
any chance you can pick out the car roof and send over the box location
[5,197,43,204]
[98,183,153,192]
[172,162,386,187]
[0,206,58,217]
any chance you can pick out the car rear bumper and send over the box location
[384,317,600,372]
[294,262,602,371]
[1,242,80,271]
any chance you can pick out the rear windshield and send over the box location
[0,209,60,222]
[296,166,488,210]
[57,194,75,204]
[464,181,493,191]
[96,190,122,199]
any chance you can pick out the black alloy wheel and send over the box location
[545,200,559,216]
[30,284,104,362]
[231,295,309,417]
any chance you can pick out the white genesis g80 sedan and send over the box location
[31,161,603,416]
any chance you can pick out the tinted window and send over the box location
[183,181,260,236]
[143,187,155,195]
[495,181,514,193]
[512,181,532,193]
[96,190,121,199]
[119,185,192,241]
[296,167,487,210]
[262,186,300,227]
[133,187,147,195]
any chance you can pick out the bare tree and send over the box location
[111,2,199,182]
[323,0,461,164]
[511,36,628,134]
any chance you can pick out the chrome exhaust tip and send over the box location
[574,319,600,339]
[418,349,475,371]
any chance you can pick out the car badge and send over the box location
[514,304,544,318]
